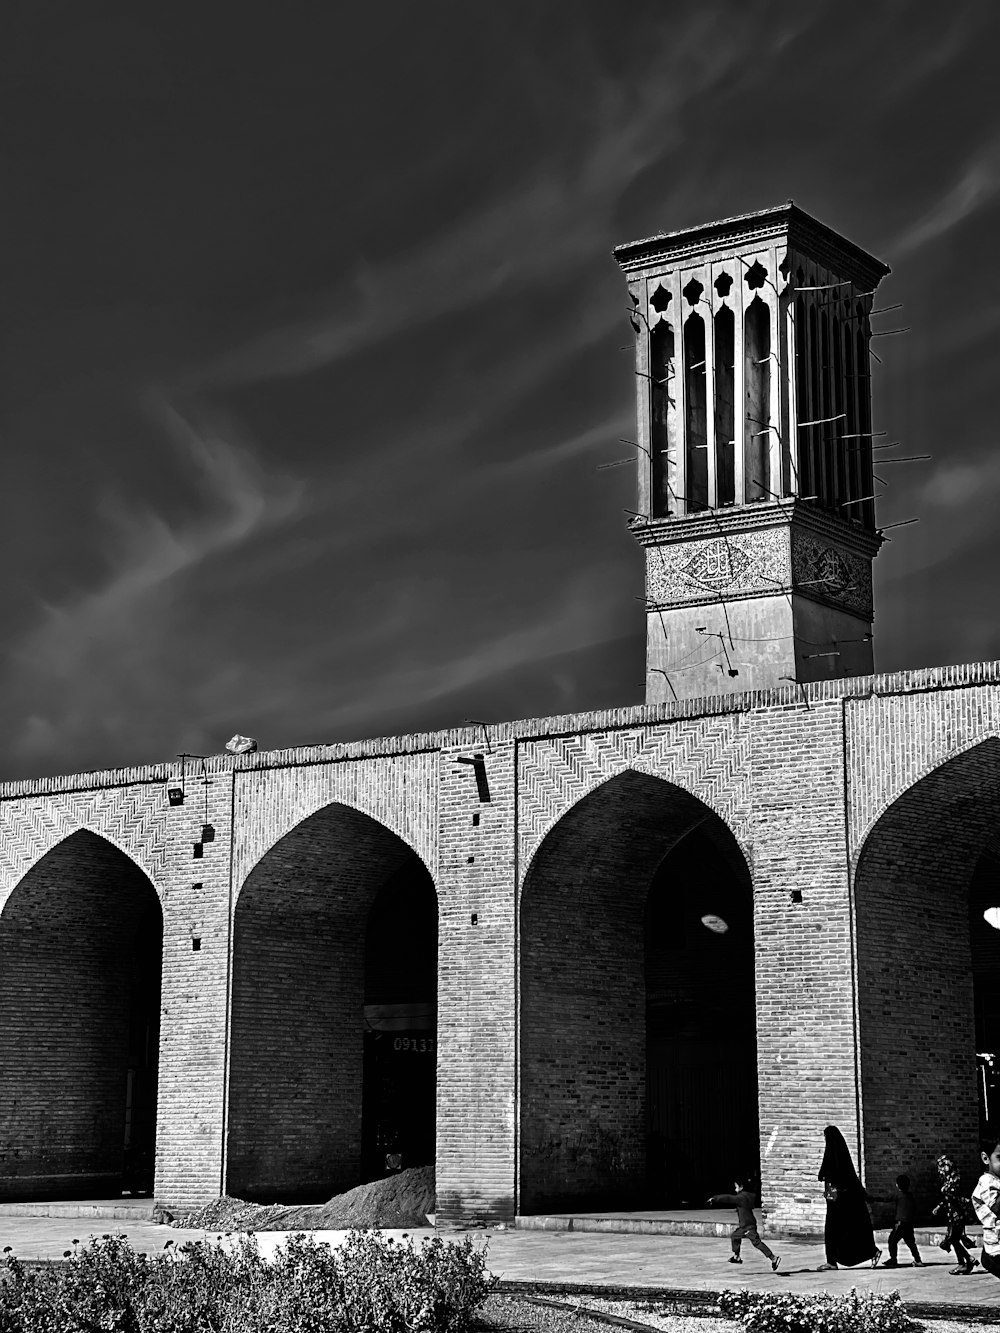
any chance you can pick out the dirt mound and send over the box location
[172,1165,435,1233]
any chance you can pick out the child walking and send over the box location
[933,1154,977,1275]
[972,1136,1000,1281]
[881,1174,923,1267]
[708,1177,781,1271]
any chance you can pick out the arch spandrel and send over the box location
[517,717,751,887]
[846,688,1000,862]
[850,731,1000,871]
[232,755,438,902]
[0,789,168,907]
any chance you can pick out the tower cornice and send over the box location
[613,202,890,291]
[629,499,883,562]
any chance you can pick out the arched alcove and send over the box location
[518,770,756,1213]
[227,803,437,1203]
[854,738,1000,1206]
[0,830,162,1199]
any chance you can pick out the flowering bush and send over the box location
[0,1229,495,1333]
[718,1286,916,1333]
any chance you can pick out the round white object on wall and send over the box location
[983,907,1000,931]
[701,913,729,934]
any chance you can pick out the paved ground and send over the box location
[1,1216,999,1310]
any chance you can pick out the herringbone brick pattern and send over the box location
[231,753,439,893]
[0,785,169,904]
[846,686,1000,860]
[516,716,751,883]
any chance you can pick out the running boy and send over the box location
[708,1178,781,1271]
[882,1174,923,1267]
[972,1137,1000,1281]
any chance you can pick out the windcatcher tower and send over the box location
[614,203,890,701]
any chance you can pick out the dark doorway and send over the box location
[645,827,758,1202]
[361,859,438,1181]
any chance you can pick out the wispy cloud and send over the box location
[186,11,762,393]
[891,136,1000,257]
[305,564,629,735]
[920,453,1000,512]
[8,397,305,762]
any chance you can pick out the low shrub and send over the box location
[718,1286,917,1333]
[0,1229,495,1333]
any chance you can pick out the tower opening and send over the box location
[651,318,675,517]
[714,305,736,506]
[743,296,770,501]
[685,313,708,511]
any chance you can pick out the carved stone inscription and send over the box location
[646,529,789,607]
[791,532,873,618]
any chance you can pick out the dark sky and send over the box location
[3,1,999,780]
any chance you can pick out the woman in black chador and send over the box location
[817,1125,881,1270]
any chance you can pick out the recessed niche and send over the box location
[744,260,768,290]
[714,272,733,298]
[682,277,704,306]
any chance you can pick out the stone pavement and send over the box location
[1,1216,999,1311]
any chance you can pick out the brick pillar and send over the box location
[434,740,516,1224]
[154,764,235,1211]
[751,702,861,1235]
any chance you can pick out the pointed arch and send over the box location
[231,756,438,896]
[516,721,753,891]
[518,769,756,1212]
[0,799,165,909]
[0,830,162,1199]
[851,734,1000,869]
[227,800,438,1202]
[852,738,1000,1213]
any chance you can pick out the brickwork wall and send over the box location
[231,753,438,891]
[0,776,171,897]
[853,744,1000,1216]
[0,832,159,1198]
[519,770,717,1211]
[227,802,420,1201]
[435,740,518,1224]
[153,765,235,1210]
[0,763,237,1212]
[845,682,1000,860]
[516,716,752,886]
[3,665,1000,1221]
[749,700,862,1234]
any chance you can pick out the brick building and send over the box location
[2,205,997,1233]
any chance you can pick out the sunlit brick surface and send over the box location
[3,664,1000,1225]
